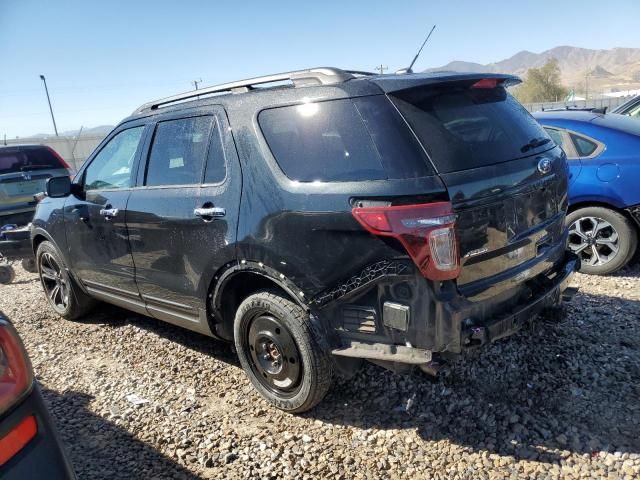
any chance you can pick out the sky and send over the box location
[1,0,639,138]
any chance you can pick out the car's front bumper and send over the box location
[0,384,75,480]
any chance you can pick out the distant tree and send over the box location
[513,58,568,103]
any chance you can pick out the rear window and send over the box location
[0,147,65,175]
[258,96,433,182]
[390,86,552,173]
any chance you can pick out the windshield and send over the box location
[390,86,553,173]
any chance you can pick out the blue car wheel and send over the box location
[566,206,638,275]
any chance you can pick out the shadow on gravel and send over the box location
[78,303,239,367]
[42,388,199,480]
[309,291,640,464]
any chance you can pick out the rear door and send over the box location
[390,82,569,298]
[126,107,240,333]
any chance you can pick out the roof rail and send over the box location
[133,67,358,114]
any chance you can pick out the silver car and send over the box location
[0,145,73,225]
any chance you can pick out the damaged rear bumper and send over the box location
[331,252,579,368]
[460,252,578,347]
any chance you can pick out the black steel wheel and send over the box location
[36,241,96,319]
[234,290,332,413]
[246,314,302,398]
[566,207,637,275]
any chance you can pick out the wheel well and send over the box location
[211,271,300,341]
[568,201,638,226]
[32,234,47,254]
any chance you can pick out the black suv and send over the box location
[32,68,577,412]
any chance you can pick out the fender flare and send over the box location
[211,261,308,314]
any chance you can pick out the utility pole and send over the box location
[39,75,59,137]
[375,64,388,75]
[192,78,203,90]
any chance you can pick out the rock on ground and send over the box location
[1,262,639,479]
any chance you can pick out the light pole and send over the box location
[39,75,59,137]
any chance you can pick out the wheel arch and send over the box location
[568,200,638,228]
[207,262,308,341]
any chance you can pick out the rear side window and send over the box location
[0,147,65,175]
[570,134,598,157]
[390,86,552,173]
[146,116,213,186]
[258,96,433,182]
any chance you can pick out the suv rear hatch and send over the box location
[0,146,71,221]
[387,76,568,299]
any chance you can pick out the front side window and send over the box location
[84,127,144,191]
[145,116,213,186]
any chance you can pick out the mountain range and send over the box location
[427,46,640,93]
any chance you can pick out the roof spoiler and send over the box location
[370,72,521,94]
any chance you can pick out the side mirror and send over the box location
[46,176,72,198]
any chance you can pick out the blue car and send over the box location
[533,111,640,275]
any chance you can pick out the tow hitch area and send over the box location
[562,286,579,301]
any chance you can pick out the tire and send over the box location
[36,241,96,320]
[0,265,15,284]
[21,257,38,273]
[566,207,638,275]
[234,290,333,413]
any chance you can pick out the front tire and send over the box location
[566,207,637,275]
[36,241,96,319]
[234,290,333,413]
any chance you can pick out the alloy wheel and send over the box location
[568,216,620,267]
[39,252,69,310]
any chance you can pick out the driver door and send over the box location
[64,123,148,314]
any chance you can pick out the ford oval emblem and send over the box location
[537,158,552,174]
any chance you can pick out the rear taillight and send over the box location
[0,416,37,466]
[0,319,33,415]
[0,319,35,466]
[352,202,460,280]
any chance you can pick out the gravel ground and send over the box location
[1,263,639,479]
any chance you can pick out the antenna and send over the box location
[397,24,436,74]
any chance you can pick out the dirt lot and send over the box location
[1,264,639,479]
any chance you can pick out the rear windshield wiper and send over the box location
[520,137,551,153]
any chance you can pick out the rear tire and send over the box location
[36,241,96,320]
[566,206,637,275]
[234,290,333,413]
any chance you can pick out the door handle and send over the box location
[99,207,119,219]
[194,207,226,218]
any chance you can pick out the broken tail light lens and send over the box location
[0,319,33,415]
[352,202,460,280]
